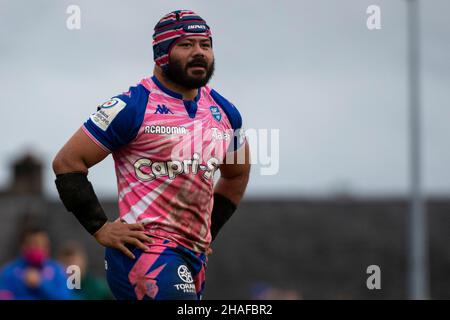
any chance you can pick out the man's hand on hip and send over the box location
[94,221,153,259]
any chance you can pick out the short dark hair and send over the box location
[19,226,48,244]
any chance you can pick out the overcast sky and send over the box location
[0,0,449,198]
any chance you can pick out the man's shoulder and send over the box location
[207,87,242,129]
[83,80,151,151]
[97,81,151,126]
[207,87,234,107]
[112,82,151,108]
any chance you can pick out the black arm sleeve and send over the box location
[55,172,108,235]
[210,193,237,241]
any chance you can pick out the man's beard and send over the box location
[164,56,215,89]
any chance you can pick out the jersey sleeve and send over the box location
[209,89,246,152]
[83,84,149,152]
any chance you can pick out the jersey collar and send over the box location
[151,75,201,102]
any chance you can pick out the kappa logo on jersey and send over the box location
[154,104,173,115]
[90,98,127,131]
[209,106,221,122]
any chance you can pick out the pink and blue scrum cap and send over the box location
[152,10,212,69]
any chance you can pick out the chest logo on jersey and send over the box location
[134,153,219,182]
[154,104,173,115]
[209,106,222,122]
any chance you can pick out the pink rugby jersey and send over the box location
[83,76,244,253]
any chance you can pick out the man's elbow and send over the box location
[52,152,86,175]
[52,153,69,175]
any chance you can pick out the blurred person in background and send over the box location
[53,9,250,300]
[251,282,302,300]
[57,242,113,300]
[0,227,74,300]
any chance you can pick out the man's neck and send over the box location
[153,67,198,101]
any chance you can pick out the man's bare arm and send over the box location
[52,127,109,174]
[53,127,151,259]
[214,141,251,204]
[210,140,251,241]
